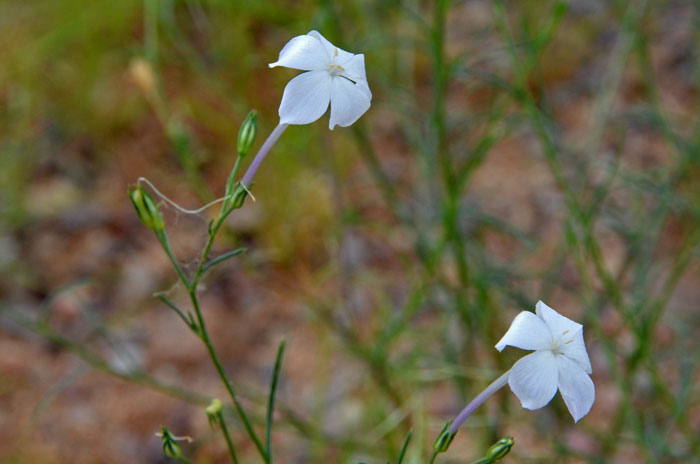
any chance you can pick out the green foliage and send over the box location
[1,0,700,463]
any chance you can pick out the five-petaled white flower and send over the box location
[496,301,595,422]
[269,30,372,130]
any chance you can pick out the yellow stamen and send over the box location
[328,63,346,74]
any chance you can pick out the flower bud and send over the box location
[483,436,514,462]
[205,398,222,428]
[433,421,456,453]
[158,427,182,459]
[129,57,156,100]
[237,110,258,158]
[129,186,164,232]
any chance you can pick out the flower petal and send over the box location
[536,301,583,339]
[338,54,371,100]
[269,34,329,71]
[307,30,354,66]
[557,355,595,422]
[278,71,332,125]
[328,76,371,129]
[560,328,592,374]
[495,311,553,352]
[508,350,559,410]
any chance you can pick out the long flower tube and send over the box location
[447,371,510,435]
[240,123,288,187]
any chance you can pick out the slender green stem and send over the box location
[189,290,266,459]
[157,231,191,288]
[429,449,440,464]
[217,411,240,464]
[229,155,243,186]
[222,155,244,211]
[182,195,269,461]
[153,169,267,462]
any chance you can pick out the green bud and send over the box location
[158,427,182,459]
[483,436,514,462]
[205,398,222,428]
[237,110,258,158]
[206,398,222,415]
[222,180,249,213]
[129,186,164,232]
[433,421,456,453]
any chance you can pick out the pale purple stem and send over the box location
[447,370,511,435]
[241,122,289,187]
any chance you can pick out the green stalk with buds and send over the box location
[131,112,283,464]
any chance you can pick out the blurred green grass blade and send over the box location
[397,430,412,464]
[265,338,286,461]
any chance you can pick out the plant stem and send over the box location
[152,119,291,462]
[186,288,266,461]
[157,231,191,288]
[429,449,440,464]
[155,173,267,462]
[230,155,242,184]
[184,208,269,462]
[217,411,240,464]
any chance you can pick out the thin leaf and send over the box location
[201,248,246,273]
[397,430,412,464]
[265,338,286,460]
[157,295,197,332]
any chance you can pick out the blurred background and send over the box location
[1,0,699,462]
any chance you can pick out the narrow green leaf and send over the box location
[201,248,246,274]
[265,338,286,460]
[397,430,412,464]
[157,295,197,332]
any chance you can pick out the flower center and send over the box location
[551,341,562,355]
[328,63,345,76]
[551,330,575,355]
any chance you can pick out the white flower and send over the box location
[495,301,595,422]
[269,30,371,130]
